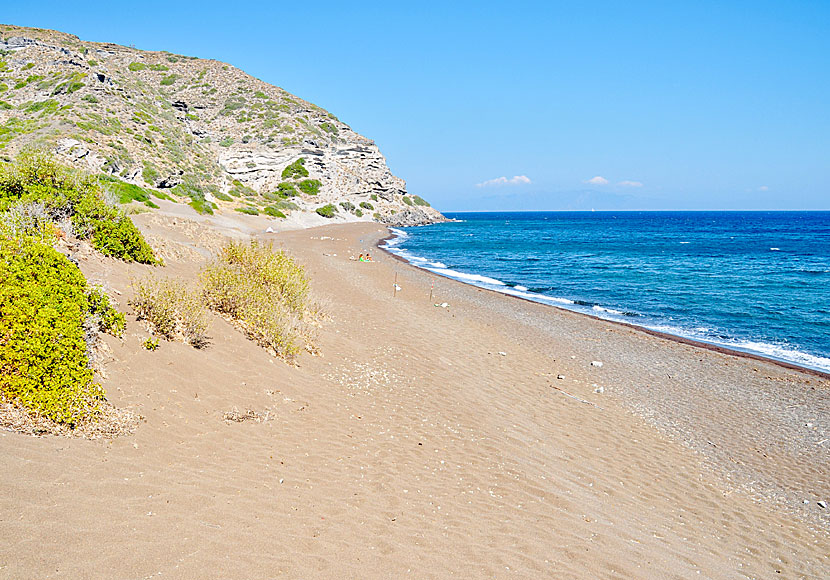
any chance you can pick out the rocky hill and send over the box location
[0,25,444,226]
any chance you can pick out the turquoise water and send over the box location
[382,211,830,373]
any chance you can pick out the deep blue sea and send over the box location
[382,211,830,373]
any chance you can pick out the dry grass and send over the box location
[0,399,139,439]
[129,276,210,348]
[201,240,316,359]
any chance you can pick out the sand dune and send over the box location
[0,219,827,579]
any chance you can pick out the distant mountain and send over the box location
[0,25,444,225]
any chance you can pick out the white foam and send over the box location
[427,268,506,286]
[721,341,830,373]
[640,323,830,373]
[379,227,830,374]
[593,305,624,316]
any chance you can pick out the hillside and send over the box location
[0,25,444,225]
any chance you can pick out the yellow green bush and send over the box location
[0,151,158,264]
[201,240,313,358]
[0,234,109,425]
[129,276,210,348]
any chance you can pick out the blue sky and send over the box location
[4,1,829,210]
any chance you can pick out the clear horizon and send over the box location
[3,1,828,211]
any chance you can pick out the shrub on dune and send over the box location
[0,150,159,264]
[129,276,210,348]
[0,231,123,426]
[201,240,314,359]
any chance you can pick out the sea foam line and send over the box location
[380,229,830,374]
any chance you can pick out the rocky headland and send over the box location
[0,25,445,225]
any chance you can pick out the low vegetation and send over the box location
[129,276,210,348]
[99,175,159,208]
[281,158,308,179]
[0,153,158,429]
[201,241,314,359]
[0,217,125,426]
[263,206,286,218]
[297,179,320,195]
[315,204,336,218]
[0,151,159,264]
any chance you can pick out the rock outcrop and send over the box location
[0,25,445,225]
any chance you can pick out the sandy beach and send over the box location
[1,218,828,579]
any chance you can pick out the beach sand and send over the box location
[0,219,828,578]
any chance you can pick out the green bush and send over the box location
[219,137,233,147]
[263,206,286,218]
[281,158,308,179]
[160,74,178,86]
[90,217,158,263]
[214,191,233,202]
[128,62,147,71]
[360,201,373,210]
[339,201,355,212]
[86,286,126,337]
[141,163,159,185]
[298,179,321,195]
[188,199,215,215]
[99,175,159,208]
[402,196,413,206]
[0,235,107,424]
[52,81,84,95]
[201,241,312,358]
[235,206,259,215]
[229,182,257,197]
[370,194,378,202]
[271,200,299,211]
[355,209,363,217]
[0,151,158,264]
[277,182,298,197]
[24,99,60,114]
[129,276,210,348]
[315,204,336,218]
[149,64,169,72]
[413,195,430,207]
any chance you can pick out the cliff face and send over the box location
[0,25,445,225]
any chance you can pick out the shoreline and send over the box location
[2,218,827,578]
[377,229,830,381]
[365,222,829,532]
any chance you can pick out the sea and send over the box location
[382,211,830,374]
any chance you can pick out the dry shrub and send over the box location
[201,240,315,358]
[129,276,210,348]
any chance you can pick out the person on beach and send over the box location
[365,253,374,262]
[358,254,365,262]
